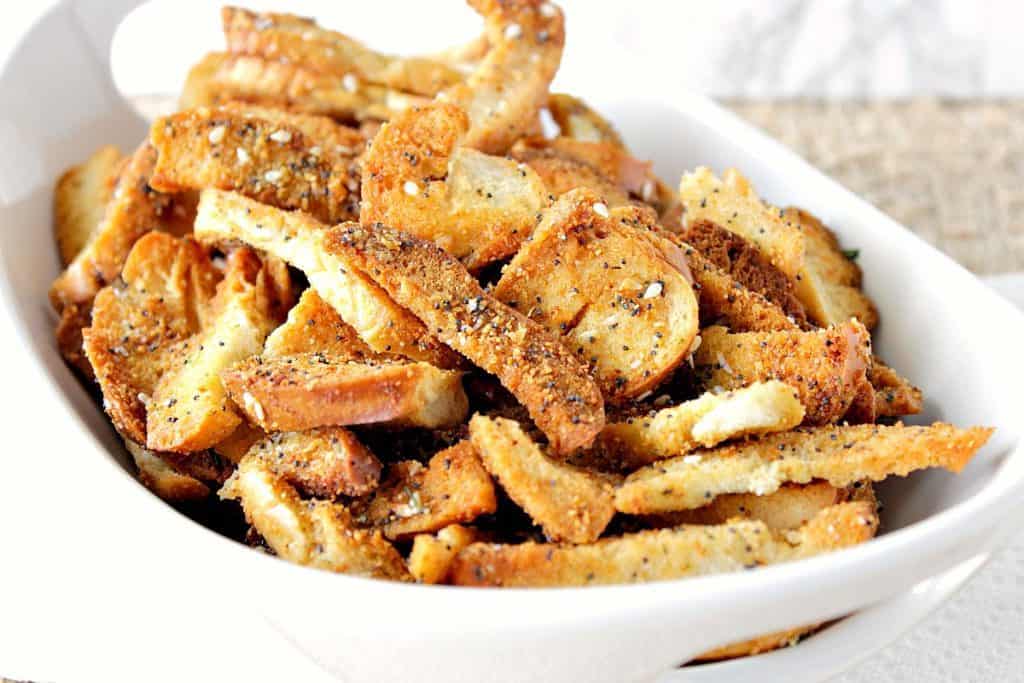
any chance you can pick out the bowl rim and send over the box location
[3,0,1024,630]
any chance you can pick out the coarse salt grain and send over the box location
[207,125,226,143]
[404,180,419,196]
[592,202,609,218]
[342,73,359,92]
[236,148,250,164]
[504,23,522,40]
[269,129,292,143]
[264,169,283,183]
[540,3,557,17]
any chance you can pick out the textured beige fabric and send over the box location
[727,99,1024,274]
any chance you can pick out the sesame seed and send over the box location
[592,202,610,218]
[504,23,523,40]
[269,129,292,143]
[242,391,265,422]
[642,280,664,299]
[404,180,419,196]
[342,73,359,92]
[236,148,250,164]
[207,125,226,144]
[264,169,283,183]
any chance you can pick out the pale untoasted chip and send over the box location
[595,381,805,469]
[150,107,363,224]
[126,440,210,502]
[408,524,481,584]
[493,190,698,401]
[451,501,878,587]
[146,248,287,453]
[323,222,605,455]
[783,207,878,329]
[694,322,871,426]
[263,288,397,362]
[360,102,548,268]
[54,145,123,267]
[442,0,565,154]
[470,415,616,544]
[194,189,460,368]
[245,427,381,497]
[356,441,497,541]
[220,457,408,580]
[221,7,466,97]
[83,233,221,444]
[615,422,992,514]
[680,167,805,281]
[221,354,468,432]
[50,143,192,311]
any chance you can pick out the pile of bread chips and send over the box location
[49,1,992,661]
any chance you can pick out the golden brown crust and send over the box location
[360,102,548,269]
[50,143,190,311]
[547,93,625,147]
[355,441,497,541]
[324,222,605,455]
[55,302,94,379]
[614,423,993,514]
[451,501,878,587]
[470,415,616,544]
[493,190,698,402]
[193,189,460,368]
[871,359,923,417]
[221,7,466,97]
[54,145,123,267]
[149,106,363,224]
[694,322,872,426]
[126,440,211,502]
[694,627,817,662]
[682,219,810,327]
[83,233,221,444]
[220,354,468,432]
[509,143,631,207]
[408,524,482,584]
[245,427,382,497]
[220,457,409,580]
[442,0,566,154]
[146,248,287,453]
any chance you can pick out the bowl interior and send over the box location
[2,2,1022,553]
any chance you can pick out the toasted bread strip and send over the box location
[180,53,428,121]
[470,415,616,544]
[356,441,497,541]
[146,248,287,453]
[245,427,381,497]
[694,322,871,426]
[263,288,396,361]
[221,354,468,432]
[55,302,95,379]
[54,145,123,267]
[408,524,481,584]
[442,0,566,154]
[871,360,923,417]
[681,219,809,327]
[784,207,879,329]
[594,381,805,469]
[615,423,992,515]
[83,234,221,444]
[194,189,459,368]
[451,501,878,587]
[547,93,625,147]
[125,440,210,502]
[221,7,466,97]
[646,481,876,531]
[324,222,605,454]
[680,168,805,281]
[150,107,362,224]
[50,143,192,311]
[220,457,409,580]
[694,627,816,662]
[493,190,698,401]
[509,142,631,206]
[212,422,266,464]
[360,102,548,268]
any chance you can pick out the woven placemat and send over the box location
[726,99,1024,275]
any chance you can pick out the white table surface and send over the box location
[1,3,1022,682]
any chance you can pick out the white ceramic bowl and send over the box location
[2,2,1023,682]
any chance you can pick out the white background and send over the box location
[1,2,1023,682]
